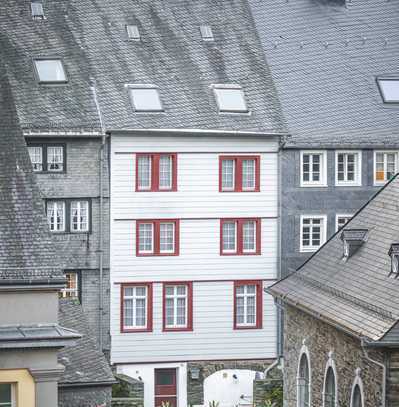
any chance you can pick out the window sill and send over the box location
[220,252,261,256]
[163,327,193,332]
[300,247,320,253]
[136,252,179,257]
[300,183,328,188]
[335,181,362,187]
[121,328,152,333]
[234,325,262,330]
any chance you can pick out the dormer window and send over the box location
[31,2,45,19]
[213,85,248,114]
[128,85,164,112]
[388,244,399,277]
[126,25,140,41]
[200,25,214,41]
[341,229,368,259]
[377,78,399,104]
[34,59,67,83]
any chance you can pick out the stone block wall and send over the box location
[59,385,112,407]
[284,305,385,407]
[187,359,272,405]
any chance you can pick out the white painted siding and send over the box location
[110,135,280,364]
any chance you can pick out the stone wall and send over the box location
[284,305,385,407]
[59,385,112,407]
[187,359,272,405]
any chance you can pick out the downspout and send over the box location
[90,78,106,351]
[361,338,386,407]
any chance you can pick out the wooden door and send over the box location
[154,368,177,407]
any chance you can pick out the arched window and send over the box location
[297,351,311,407]
[352,384,363,407]
[324,367,336,407]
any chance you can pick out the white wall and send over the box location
[110,134,280,364]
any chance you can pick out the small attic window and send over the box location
[128,86,163,112]
[388,244,399,277]
[377,78,399,103]
[200,25,214,41]
[31,2,45,19]
[213,85,248,114]
[34,59,67,83]
[341,229,368,259]
[126,25,140,41]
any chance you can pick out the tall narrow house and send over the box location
[0,64,79,407]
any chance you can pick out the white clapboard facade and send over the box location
[110,133,281,407]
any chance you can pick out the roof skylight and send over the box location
[34,59,67,83]
[200,25,214,42]
[213,85,248,113]
[31,2,45,19]
[126,25,141,41]
[377,78,399,103]
[128,86,163,112]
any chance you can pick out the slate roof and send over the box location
[268,174,399,343]
[249,0,399,147]
[0,0,287,136]
[58,299,115,386]
[0,62,65,286]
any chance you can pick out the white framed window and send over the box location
[213,84,248,113]
[297,344,312,407]
[31,2,44,19]
[164,285,188,328]
[0,383,14,407]
[70,201,89,232]
[47,146,64,171]
[28,146,43,171]
[137,155,152,190]
[126,25,140,41]
[222,221,237,253]
[159,222,175,253]
[47,201,65,232]
[138,223,154,254]
[377,78,399,103]
[323,353,338,407]
[300,151,327,187]
[335,151,362,186]
[60,272,79,298]
[34,59,67,82]
[159,155,172,189]
[235,284,257,327]
[350,370,364,407]
[122,285,149,330]
[242,159,256,190]
[336,214,353,232]
[374,151,398,185]
[300,215,327,252]
[242,220,256,253]
[200,25,214,41]
[221,159,235,190]
[128,86,163,112]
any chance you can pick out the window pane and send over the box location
[31,2,44,17]
[35,59,66,82]
[159,223,174,252]
[71,201,89,232]
[28,146,43,171]
[60,272,79,298]
[222,159,235,190]
[243,221,256,252]
[378,79,399,102]
[47,201,65,232]
[123,286,147,329]
[159,155,172,189]
[126,25,140,40]
[47,146,64,171]
[236,284,257,326]
[242,159,256,190]
[139,223,153,252]
[130,88,163,111]
[214,87,247,112]
[137,155,151,189]
[222,222,236,251]
[0,384,11,405]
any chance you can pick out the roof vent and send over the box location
[200,25,214,42]
[31,2,45,19]
[340,229,368,259]
[126,25,141,41]
[388,244,399,277]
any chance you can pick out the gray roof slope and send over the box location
[269,174,399,342]
[0,0,286,135]
[0,62,64,285]
[249,0,399,147]
[58,299,115,386]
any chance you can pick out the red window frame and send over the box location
[120,282,153,333]
[233,280,263,330]
[136,153,177,192]
[220,218,261,256]
[219,155,260,192]
[136,219,180,256]
[162,282,193,332]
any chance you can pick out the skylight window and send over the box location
[377,78,399,103]
[200,25,214,41]
[128,86,163,112]
[213,85,248,113]
[34,59,67,83]
[31,2,45,19]
[126,25,140,41]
